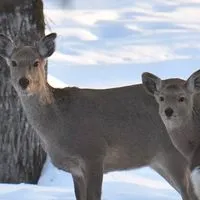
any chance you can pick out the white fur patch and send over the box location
[191,167,200,199]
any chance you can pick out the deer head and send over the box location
[0,33,57,97]
[142,70,200,128]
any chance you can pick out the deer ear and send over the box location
[0,34,14,58]
[38,33,57,58]
[186,69,200,93]
[142,72,162,96]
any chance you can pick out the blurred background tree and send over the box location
[0,0,47,183]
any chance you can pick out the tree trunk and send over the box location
[0,0,46,183]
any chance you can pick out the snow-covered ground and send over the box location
[1,0,200,199]
[0,156,179,200]
[0,165,179,200]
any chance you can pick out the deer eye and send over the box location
[33,61,39,67]
[11,60,17,67]
[178,97,185,102]
[159,96,164,102]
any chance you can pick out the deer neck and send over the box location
[165,112,200,160]
[166,113,199,137]
[190,107,200,135]
[18,83,59,137]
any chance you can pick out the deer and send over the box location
[142,70,200,199]
[0,32,198,200]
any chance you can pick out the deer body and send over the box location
[142,71,200,199]
[0,33,198,200]
[21,84,176,171]
[20,85,164,170]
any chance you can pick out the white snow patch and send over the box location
[104,171,173,190]
[48,74,67,88]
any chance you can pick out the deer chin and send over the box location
[160,115,184,130]
[160,114,177,121]
[18,83,38,96]
[19,89,34,97]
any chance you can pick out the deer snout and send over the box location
[18,77,30,90]
[164,107,174,118]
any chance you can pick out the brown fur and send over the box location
[27,59,53,104]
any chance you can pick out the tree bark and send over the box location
[0,0,46,183]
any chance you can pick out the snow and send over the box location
[0,157,179,200]
[48,74,67,88]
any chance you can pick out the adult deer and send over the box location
[0,33,198,200]
[142,70,200,199]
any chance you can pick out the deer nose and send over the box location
[18,77,29,90]
[165,107,174,118]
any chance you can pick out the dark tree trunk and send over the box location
[0,0,46,183]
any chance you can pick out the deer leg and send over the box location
[85,160,103,200]
[151,150,198,200]
[72,174,87,200]
[191,167,200,200]
[190,145,200,200]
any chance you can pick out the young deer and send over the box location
[0,32,198,200]
[142,70,200,199]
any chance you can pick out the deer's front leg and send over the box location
[72,174,87,200]
[86,160,103,200]
[190,145,200,199]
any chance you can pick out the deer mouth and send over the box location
[161,114,178,121]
